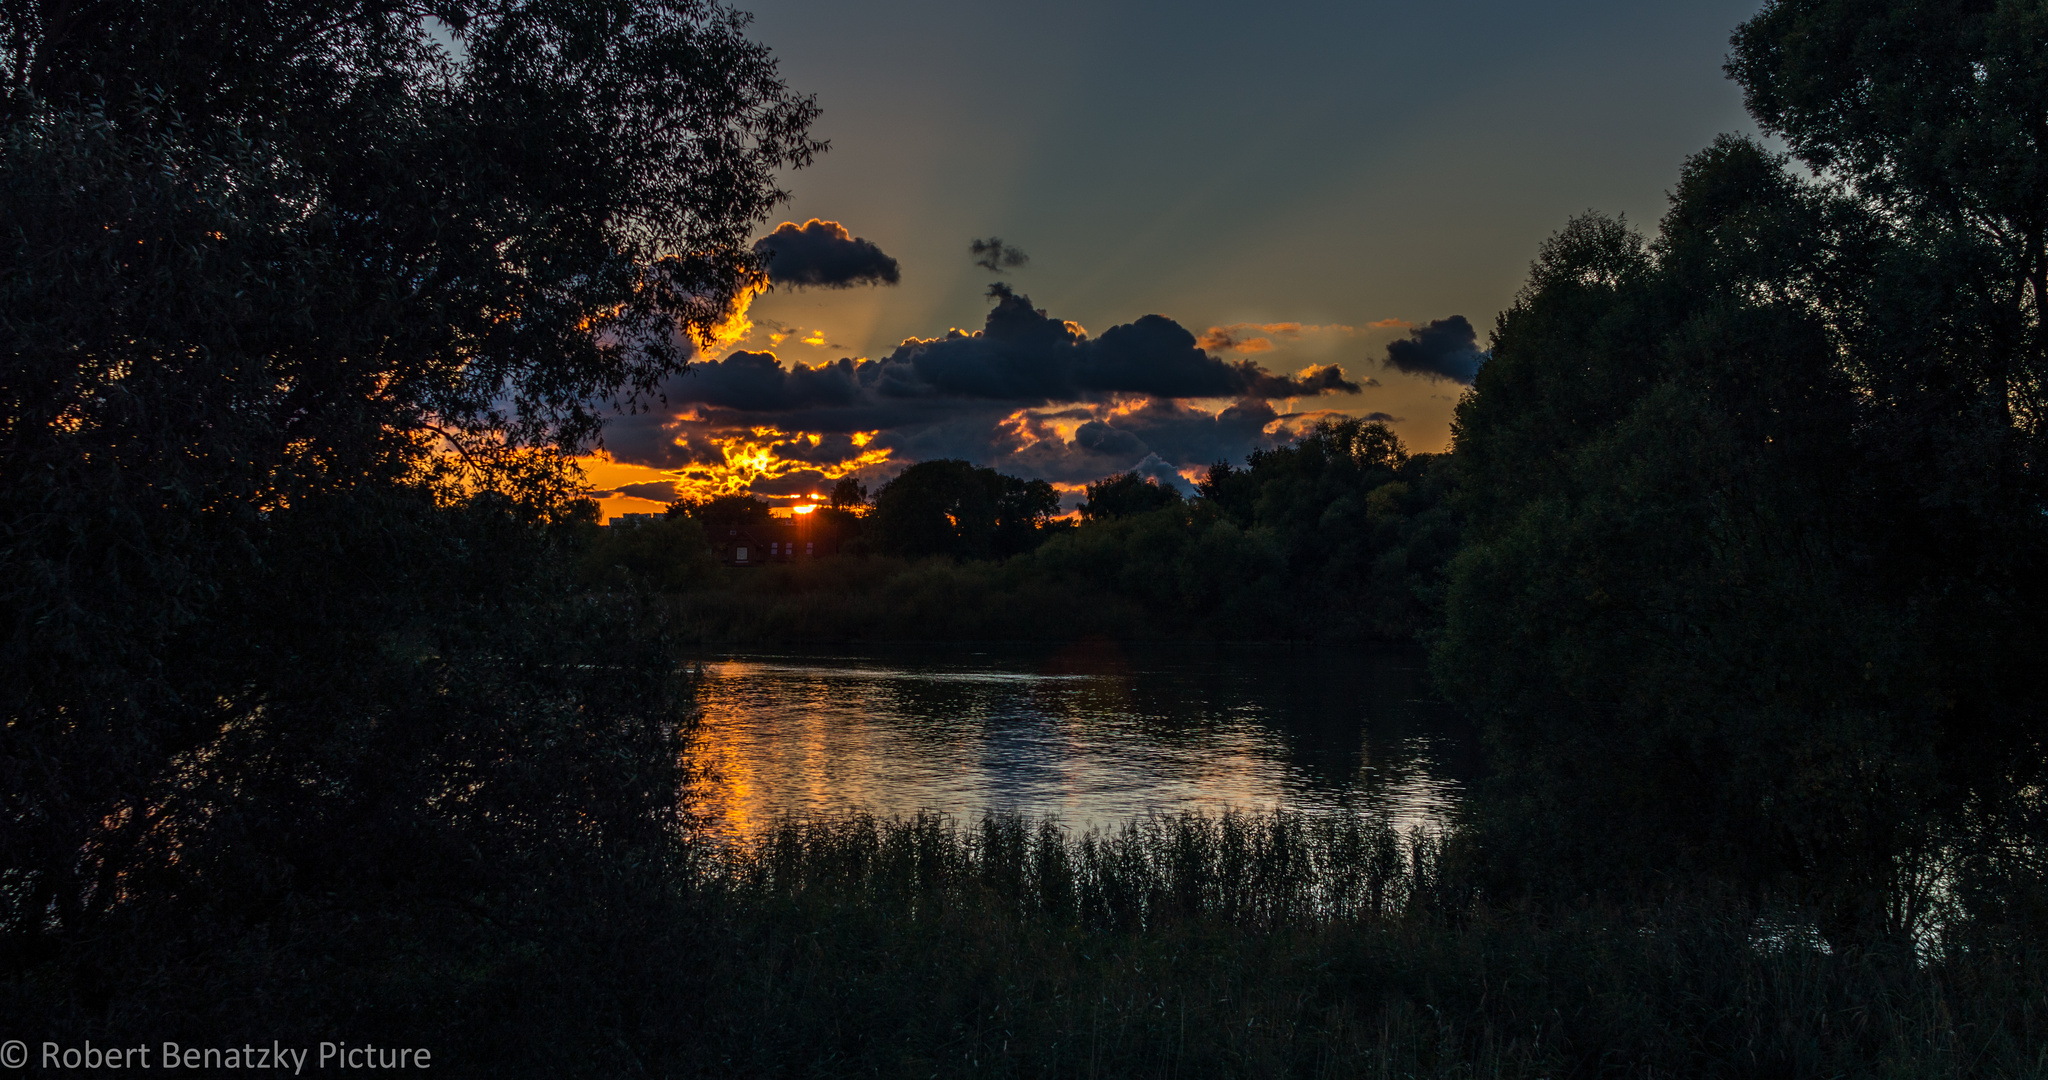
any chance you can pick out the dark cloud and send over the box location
[978,398,1294,486]
[995,430,1138,485]
[748,469,835,496]
[869,286,1361,403]
[1131,453,1195,494]
[970,237,1028,273]
[598,409,721,470]
[1235,361,1359,398]
[753,219,901,288]
[608,480,679,502]
[1072,419,1147,458]
[669,351,863,411]
[608,391,1330,495]
[1196,326,1274,352]
[1384,315,1488,384]
[1114,397,1285,468]
[773,430,874,466]
[598,289,1388,500]
[645,287,1360,420]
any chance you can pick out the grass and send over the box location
[7,809,2044,1077]
[667,810,2045,1078]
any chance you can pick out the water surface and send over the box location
[684,643,1476,837]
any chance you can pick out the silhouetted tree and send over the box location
[578,513,717,592]
[867,460,1059,559]
[1194,419,1456,639]
[830,475,870,510]
[1079,472,1182,520]
[0,0,818,943]
[682,493,776,540]
[1438,132,2048,944]
[1732,0,2048,431]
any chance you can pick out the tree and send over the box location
[830,474,869,511]
[681,492,776,539]
[1078,472,1181,521]
[1729,15,2048,882]
[578,513,717,592]
[0,0,819,939]
[1437,135,2048,943]
[1730,0,2048,432]
[1195,419,1452,639]
[867,460,1059,559]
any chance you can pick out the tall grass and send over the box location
[8,808,2043,1076]
[665,810,2048,1078]
[697,810,1466,932]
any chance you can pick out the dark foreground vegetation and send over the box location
[15,811,2047,1077]
[7,0,2048,1076]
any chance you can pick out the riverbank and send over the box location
[659,554,1166,643]
[648,553,1425,645]
[681,813,2038,1077]
[10,810,2040,1077]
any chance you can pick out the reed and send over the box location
[662,810,2048,1078]
[9,809,2043,1077]
[695,809,1465,931]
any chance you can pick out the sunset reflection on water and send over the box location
[682,645,1473,838]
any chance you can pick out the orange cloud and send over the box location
[762,324,840,349]
[1294,363,1374,390]
[577,422,893,518]
[1197,322,1363,352]
[690,277,769,353]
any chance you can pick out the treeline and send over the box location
[580,416,1456,642]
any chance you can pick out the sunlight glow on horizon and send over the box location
[577,254,1459,524]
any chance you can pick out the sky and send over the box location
[585,0,1766,520]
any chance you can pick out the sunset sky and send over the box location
[586,0,1765,520]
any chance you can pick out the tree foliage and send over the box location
[1,0,816,942]
[865,459,1063,560]
[1202,418,1457,639]
[1078,472,1182,521]
[649,419,1458,645]
[576,513,719,592]
[1438,132,2048,944]
[1731,0,2048,431]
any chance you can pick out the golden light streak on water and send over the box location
[680,648,1471,841]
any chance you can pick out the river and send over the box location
[682,642,1477,837]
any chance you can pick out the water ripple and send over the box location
[683,645,1475,839]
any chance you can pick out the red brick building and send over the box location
[717,509,840,566]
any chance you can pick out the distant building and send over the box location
[720,509,839,565]
[608,512,662,529]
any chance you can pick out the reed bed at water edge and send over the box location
[11,810,2041,1077]
[663,809,2048,1079]
[689,809,1469,931]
